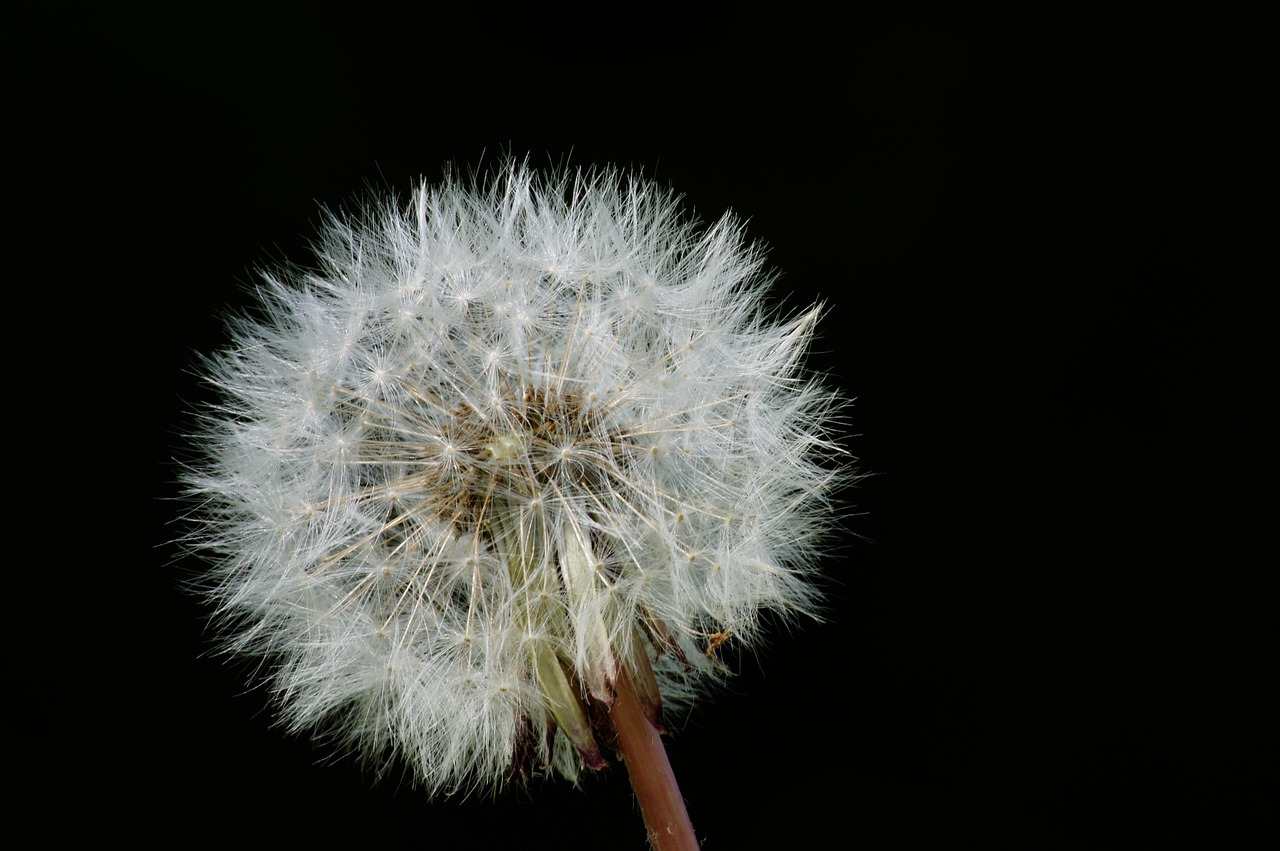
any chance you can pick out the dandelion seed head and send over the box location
[184,160,846,795]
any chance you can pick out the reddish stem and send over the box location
[609,666,699,850]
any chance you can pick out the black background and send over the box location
[29,7,1242,849]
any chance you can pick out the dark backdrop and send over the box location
[29,7,1229,848]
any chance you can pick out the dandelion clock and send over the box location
[182,160,847,849]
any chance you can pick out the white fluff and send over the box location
[184,161,845,794]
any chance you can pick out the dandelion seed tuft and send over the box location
[183,160,845,796]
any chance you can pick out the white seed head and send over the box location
[183,160,845,795]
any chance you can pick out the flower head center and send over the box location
[484,432,526,463]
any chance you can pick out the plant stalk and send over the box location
[610,665,699,850]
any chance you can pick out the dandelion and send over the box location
[184,160,844,848]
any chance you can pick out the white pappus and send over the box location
[183,160,845,796]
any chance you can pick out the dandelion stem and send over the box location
[610,665,698,851]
